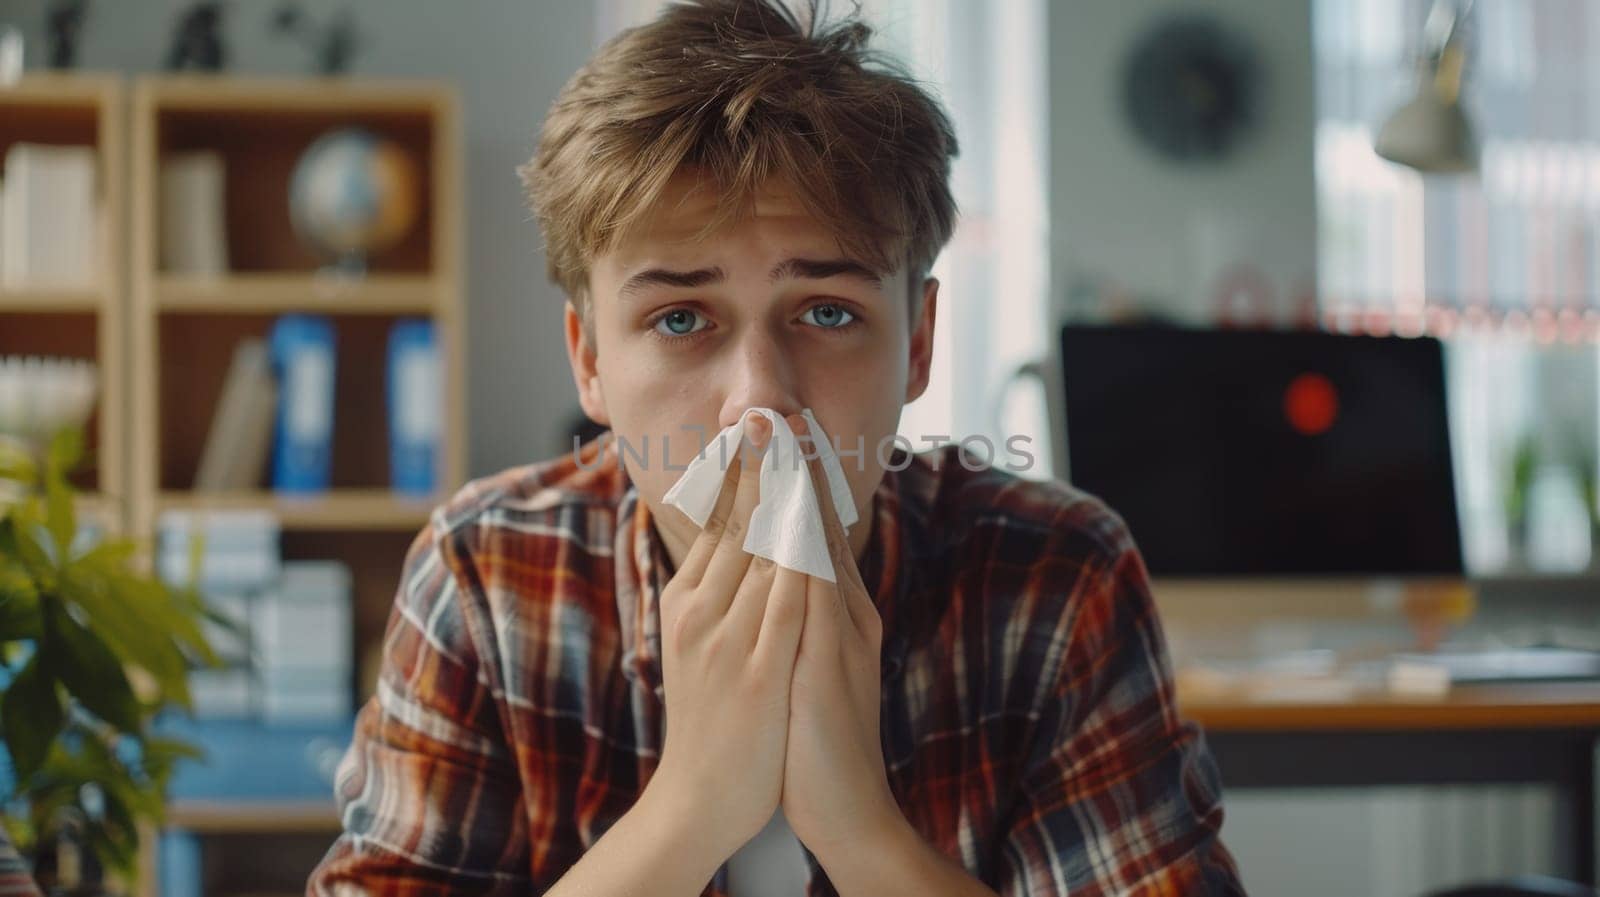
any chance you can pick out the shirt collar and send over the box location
[615,458,916,702]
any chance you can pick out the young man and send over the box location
[309,1,1244,895]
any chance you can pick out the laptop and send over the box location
[1057,324,1466,578]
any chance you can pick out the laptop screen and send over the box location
[1058,324,1465,577]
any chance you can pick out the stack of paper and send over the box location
[157,509,282,719]
[254,560,353,724]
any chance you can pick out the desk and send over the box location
[1181,682,1600,885]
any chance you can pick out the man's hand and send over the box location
[777,413,901,858]
[640,412,809,865]
[777,415,1002,897]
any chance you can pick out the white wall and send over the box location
[1048,0,1318,326]
[13,0,597,476]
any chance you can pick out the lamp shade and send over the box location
[1375,84,1478,173]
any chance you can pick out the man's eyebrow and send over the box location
[767,257,883,286]
[617,256,883,301]
[618,266,726,301]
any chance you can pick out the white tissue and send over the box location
[662,407,858,582]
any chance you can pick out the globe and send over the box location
[288,127,420,272]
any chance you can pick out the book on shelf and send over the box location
[194,339,278,492]
[0,142,98,288]
[160,150,230,276]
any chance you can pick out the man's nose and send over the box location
[717,323,803,428]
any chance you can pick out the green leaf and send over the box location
[0,436,36,488]
[0,654,64,780]
[0,516,56,593]
[0,560,41,641]
[118,574,218,669]
[140,734,205,795]
[25,723,167,878]
[93,789,141,877]
[142,734,205,762]
[74,730,164,820]
[72,538,137,570]
[44,472,76,562]
[45,603,143,734]
[60,560,190,704]
[1,815,34,859]
[164,584,221,668]
[186,530,206,591]
[44,427,84,483]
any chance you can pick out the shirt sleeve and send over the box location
[307,521,531,896]
[0,825,39,897]
[995,518,1247,896]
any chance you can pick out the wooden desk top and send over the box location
[1179,680,1600,732]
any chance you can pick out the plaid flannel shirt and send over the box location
[307,434,1244,896]
[0,827,36,897]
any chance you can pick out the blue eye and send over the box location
[801,304,856,329]
[653,309,708,338]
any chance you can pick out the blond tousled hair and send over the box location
[519,0,959,336]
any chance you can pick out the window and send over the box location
[1314,0,1600,573]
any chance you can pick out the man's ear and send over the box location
[564,300,611,427]
[904,277,939,404]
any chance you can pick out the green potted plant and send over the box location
[1569,436,1599,572]
[1,427,219,894]
[1502,431,1540,570]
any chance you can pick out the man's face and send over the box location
[565,170,938,563]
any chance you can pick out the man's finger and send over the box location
[793,414,865,594]
[800,571,845,660]
[699,413,770,617]
[754,564,808,671]
[793,413,880,642]
[678,432,744,587]
[725,555,779,645]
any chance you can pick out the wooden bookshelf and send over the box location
[123,76,465,897]
[166,800,343,833]
[0,74,127,522]
[156,488,435,530]
[154,272,441,314]
[0,286,106,311]
[136,801,342,897]
[129,75,465,530]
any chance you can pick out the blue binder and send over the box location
[268,315,337,493]
[387,319,439,496]
[158,831,203,897]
